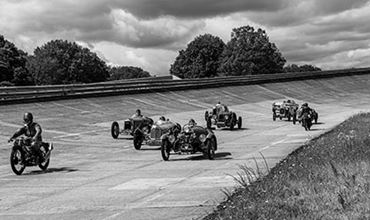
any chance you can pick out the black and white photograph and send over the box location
[1,0,370,219]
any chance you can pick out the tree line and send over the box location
[170,25,321,79]
[0,36,150,86]
[1,25,321,86]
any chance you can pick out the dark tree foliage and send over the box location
[108,66,151,80]
[218,26,286,76]
[284,64,322,72]
[170,34,225,78]
[29,39,109,85]
[0,35,30,85]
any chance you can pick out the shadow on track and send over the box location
[168,152,232,161]
[25,167,79,175]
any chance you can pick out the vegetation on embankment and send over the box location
[205,113,370,219]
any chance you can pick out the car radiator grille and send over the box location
[150,128,162,139]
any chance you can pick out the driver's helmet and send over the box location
[188,118,196,127]
[23,112,33,126]
[302,103,308,107]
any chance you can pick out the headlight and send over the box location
[199,134,206,142]
[225,115,229,120]
[168,134,176,143]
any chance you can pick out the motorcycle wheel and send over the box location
[273,114,276,121]
[161,140,170,161]
[38,146,50,171]
[10,149,25,175]
[238,117,242,129]
[205,138,216,160]
[293,114,297,124]
[111,121,119,139]
[206,117,212,129]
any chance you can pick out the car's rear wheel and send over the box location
[133,132,143,150]
[238,117,242,129]
[293,113,297,124]
[161,140,170,161]
[111,122,119,139]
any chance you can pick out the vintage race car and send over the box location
[205,104,242,130]
[272,99,299,124]
[111,116,154,139]
[133,120,181,150]
[160,124,217,161]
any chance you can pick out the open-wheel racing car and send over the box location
[272,100,299,124]
[205,104,242,130]
[133,119,181,150]
[160,123,217,161]
[111,116,154,140]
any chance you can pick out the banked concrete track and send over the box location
[0,74,370,219]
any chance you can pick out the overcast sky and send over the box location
[1,0,370,76]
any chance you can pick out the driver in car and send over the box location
[9,112,43,162]
[188,118,197,127]
[131,109,143,118]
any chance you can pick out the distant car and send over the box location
[272,100,299,124]
[205,104,242,130]
[160,123,217,161]
[133,120,181,150]
[111,116,154,140]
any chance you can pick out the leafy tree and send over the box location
[29,39,109,85]
[170,34,225,78]
[0,35,29,84]
[109,66,151,80]
[218,26,286,76]
[284,64,321,72]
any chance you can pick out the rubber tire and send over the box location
[238,117,242,129]
[273,114,276,121]
[205,111,209,121]
[293,114,297,124]
[161,140,170,161]
[38,146,50,171]
[133,133,143,150]
[206,139,215,160]
[10,149,25,175]
[111,122,119,139]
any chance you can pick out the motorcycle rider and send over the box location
[155,116,166,125]
[9,112,43,162]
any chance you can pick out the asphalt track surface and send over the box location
[1,74,370,219]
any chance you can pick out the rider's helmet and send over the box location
[302,103,308,107]
[23,112,33,125]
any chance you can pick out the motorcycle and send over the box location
[301,113,312,131]
[9,137,53,175]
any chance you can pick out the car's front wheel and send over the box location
[205,138,216,160]
[161,140,171,161]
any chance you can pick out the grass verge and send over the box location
[204,113,370,219]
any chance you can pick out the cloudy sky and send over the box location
[1,0,370,76]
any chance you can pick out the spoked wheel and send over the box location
[205,138,216,160]
[161,140,171,161]
[238,116,242,129]
[10,149,25,175]
[111,121,119,139]
[133,133,143,150]
[38,146,50,171]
